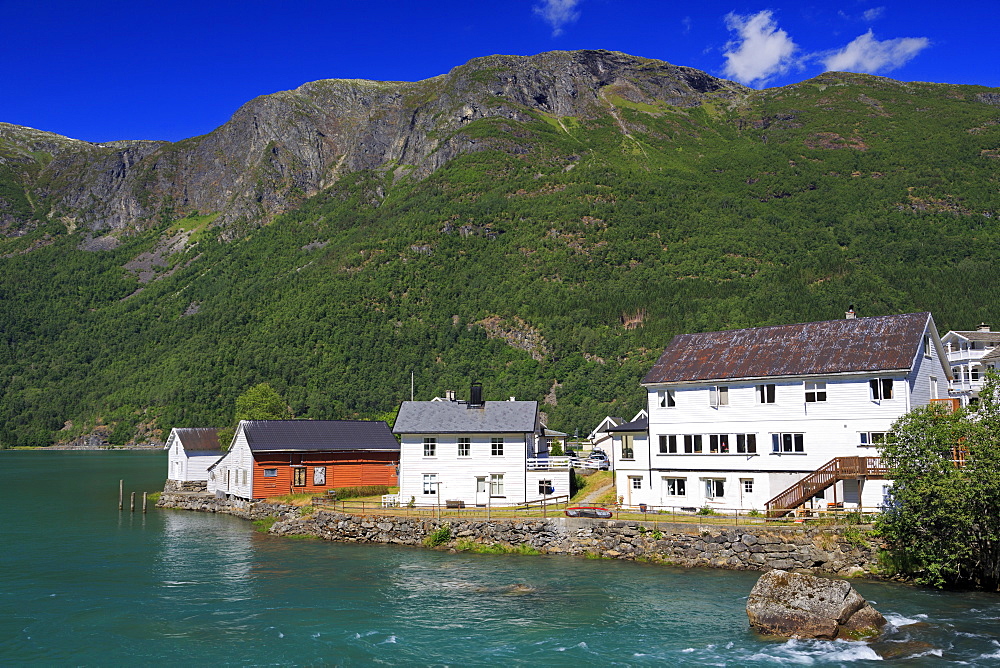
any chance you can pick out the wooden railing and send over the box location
[765,456,888,518]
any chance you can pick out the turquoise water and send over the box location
[2,451,999,665]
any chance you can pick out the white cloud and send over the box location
[534,0,582,37]
[722,10,798,87]
[862,7,885,22]
[682,16,692,35]
[822,30,930,74]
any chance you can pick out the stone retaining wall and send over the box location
[163,480,209,493]
[158,493,877,575]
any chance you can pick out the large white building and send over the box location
[942,323,999,406]
[393,385,570,507]
[623,311,951,514]
[164,428,223,490]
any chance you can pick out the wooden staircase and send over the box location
[765,456,888,518]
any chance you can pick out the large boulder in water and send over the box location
[746,570,887,640]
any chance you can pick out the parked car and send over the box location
[585,451,610,470]
[564,506,613,519]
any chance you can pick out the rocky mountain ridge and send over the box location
[0,50,746,237]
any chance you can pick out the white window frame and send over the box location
[683,434,703,454]
[742,478,754,494]
[870,378,894,401]
[457,437,471,457]
[620,434,635,460]
[708,434,730,454]
[663,477,686,496]
[704,478,725,499]
[804,381,827,403]
[630,476,643,490]
[923,333,932,358]
[658,389,676,408]
[735,433,757,454]
[423,437,437,457]
[658,434,677,454]
[771,433,805,453]
[709,385,729,407]
[859,432,887,447]
[491,437,504,456]
[263,468,277,478]
[422,473,438,495]
[930,376,938,399]
[313,466,326,486]
[756,383,776,404]
[538,479,553,495]
[489,473,504,497]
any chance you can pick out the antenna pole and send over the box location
[411,371,414,401]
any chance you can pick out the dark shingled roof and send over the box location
[608,417,648,433]
[946,330,1000,342]
[642,313,932,384]
[174,428,222,453]
[241,420,399,452]
[392,400,538,434]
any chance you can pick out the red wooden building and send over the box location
[208,420,399,500]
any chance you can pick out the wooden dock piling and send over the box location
[130,491,135,512]
[119,480,123,510]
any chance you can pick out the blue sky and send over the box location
[2,0,997,143]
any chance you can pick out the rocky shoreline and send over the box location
[158,492,879,577]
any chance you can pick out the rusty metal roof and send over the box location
[173,428,222,453]
[642,312,932,384]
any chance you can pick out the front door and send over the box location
[475,477,487,506]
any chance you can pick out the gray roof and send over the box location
[643,312,933,384]
[944,330,1000,342]
[241,420,399,452]
[392,400,539,434]
[172,428,222,453]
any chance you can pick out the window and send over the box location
[971,367,981,381]
[709,386,729,407]
[313,466,326,486]
[859,432,887,447]
[292,467,307,487]
[263,468,277,478]
[490,473,504,496]
[805,381,827,403]
[631,476,643,490]
[705,479,725,498]
[491,438,504,456]
[422,473,438,495]
[756,384,776,404]
[709,434,730,454]
[620,434,634,460]
[923,334,932,358]
[423,437,437,457]
[683,434,703,454]
[870,378,894,400]
[736,434,757,454]
[663,478,686,496]
[772,433,805,453]
[742,479,754,494]
[930,376,938,399]
[659,434,677,454]
[457,437,471,457]
[538,479,554,495]
[658,389,676,408]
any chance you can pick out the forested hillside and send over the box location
[1,51,998,446]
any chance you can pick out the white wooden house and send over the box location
[628,311,951,514]
[164,428,223,491]
[942,323,1000,405]
[609,416,649,506]
[588,416,624,452]
[393,385,570,507]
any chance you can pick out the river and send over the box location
[1,451,998,665]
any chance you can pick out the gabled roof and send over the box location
[240,420,398,452]
[643,312,936,384]
[392,400,538,434]
[942,330,1000,343]
[609,417,648,433]
[588,416,624,439]
[167,427,222,453]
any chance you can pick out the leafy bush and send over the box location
[332,485,391,499]
[696,506,717,516]
[423,523,452,547]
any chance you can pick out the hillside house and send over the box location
[393,384,570,507]
[632,311,951,514]
[207,420,399,500]
[942,323,999,406]
[164,427,223,491]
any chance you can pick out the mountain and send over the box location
[0,50,998,447]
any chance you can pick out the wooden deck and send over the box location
[765,456,888,518]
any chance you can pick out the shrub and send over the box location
[697,506,717,516]
[423,523,452,547]
[332,485,390,499]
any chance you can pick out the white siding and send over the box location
[398,431,569,506]
[207,427,254,499]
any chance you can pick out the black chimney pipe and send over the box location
[469,382,483,408]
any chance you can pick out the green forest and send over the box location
[1,69,999,446]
